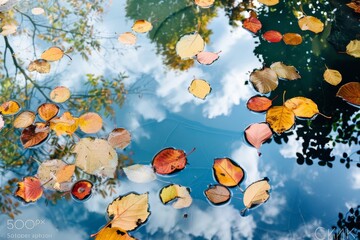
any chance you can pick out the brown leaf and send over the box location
[28,59,51,74]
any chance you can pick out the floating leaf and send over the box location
[347,2,360,13]
[37,103,59,121]
[194,0,215,8]
[159,184,192,209]
[346,40,360,58]
[132,20,153,33]
[323,69,342,86]
[250,68,278,94]
[204,184,231,205]
[243,178,271,209]
[284,97,321,119]
[176,32,205,59]
[152,148,188,175]
[336,82,360,106]
[20,123,49,148]
[95,226,135,240]
[50,112,79,136]
[15,177,43,203]
[41,47,64,62]
[31,7,45,15]
[270,62,301,80]
[258,0,279,6]
[196,51,220,65]
[244,123,272,149]
[262,30,282,43]
[246,96,273,112]
[283,33,302,45]
[73,138,118,178]
[118,32,137,45]
[28,59,50,74]
[243,16,262,34]
[298,16,324,33]
[71,180,93,201]
[78,112,102,134]
[266,106,295,134]
[123,164,156,183]
[107,192,150,231]
[213,158,245,187]
[50,86,71,103]
[0,100,20,115]
[13,111,36,128]
[0,24,17,36]
[107,128,131,149]
[188,79,212,100]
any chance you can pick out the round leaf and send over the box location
[250,68,279,94]
[71,180,93,201]
[194,0,215,8]
[336,82,360,106]
[262,30,282,43]
[188,79,212,100]
[107,128,131,149]
[15,177,43,203]
[118,32,137,45]
[78,112,103,134]
[31,7,45,15]
[284,97,320,119]
[243,16,262,34]
[213,158,245,187]
[283,33,302,45]
[346,40,360,58]
[243,178,271,209]
[323,69,342,86]
[37,103,59,121]
[50,86,71,103]
[244,123,273,149]
[131,20,153,33]
[176,32,205,59]
[13,111,36,128]
[28,59,50,74]
[266,106,295,134]
[0,100,20,115]
[298,16,324,34]
[41,47,64,62]
[204,184,231,205]
[152,148,188,175]
[246,95,272,112]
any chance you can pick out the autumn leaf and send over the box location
[20,123,50,148]
[107,128,131,149]
[95,226,135,240]
[0,24,17,36]
[78,112,103,134]
[15,177,43,203]
[262,30,283,43]
[258,0,279,6]
[71,180,93,201]
[346,40,360,58]
[132,20,153,33]
[194,0,215,8]
[213,158,245,187]
[196,51,220,65]
[188,79,212,100]
[244,123,273,149]
[13,111,36,128]
[50,112,79,136]
[347,1,360,13]
[123,164,156,183]
[336,82,360,106]
[176,32,205,59]
[28,59,51,74]
[243,16,262,34]
[159,184,192,209]
[250,68,278,94]
[283,33,302,45]
[107,192,150,231]
[284,97,322,119]
[118,32,137,45]
[246,95,273,112]
[323,68,342,86]
[270,62,301,80]
[41,47,65,62]
[266,106,295,134]
[298,16,324,34]
[73,138,118,178]
[31,7,45,15]
[152,147,190,175]
[204,184,231,205]
[50,86,71,103]
[0,100,20,115]
[37,103,59,121]
[243,178,271,209]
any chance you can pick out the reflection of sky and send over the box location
[1,0,360,239]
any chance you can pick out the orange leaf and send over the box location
[50,86,71,103]
[246,95,272,112]
[15,177,43,203]
[213,158,245,187]
[71,180,93,201]
[336,82,360,106]
[78,112,103,134]
[20,123,49,148]
[50,111,79,136]
[131,20,153,33]
[243,16,262,34]
[152,148,188,175]
[0,100,21,115]
[41,47,64,62]
[283,33,302,45]
[118,32,136,45]
[204,184,231,205]
[37,103,59,121]
[95,226,135,240]
[244,123,273,149]
[266,106,295,134]
[194,0,215,8]
[262,30,282,43]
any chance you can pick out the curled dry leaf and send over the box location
[258,0,279,6]
[283,33,302,46]
[213,158,245,187]
[15,177,43,203]
[323,69,342,86]
[284,97,321,119]
[95,226,135,240]
[28,59,51,74]
[196,51,220,65]
[107,128,131,149]
[107,192,150,231]
[152,147,188,175]
[123,164,156,183]
[188,79,212,100]
[298,16,324,34]
[262,30,283,43]
[41,47,64,62]
[20,123,49,148]
[118,32,137,45]
[266,106,295,134]
[194,0,215,8]
[270,62,301,80]
[243,16,262,34]
[50,112,79,136]
[176,32,205,59]
[246,96,272,112]
[132,20,153,33]
[13,111,36,128]
[31,7,45,15]
[244,123,273,149]
[346,40,360,58]
[336,82,360,106]
[250,68,279,94]
[37,103,59,121]
[0,100,20,115]
[50,86,71,103]
[243,178,271,209]
[160,184,192,209]
[71,180,93,201]
[204,184,231,205]
[73,138,118,178]
[78,112,103,134]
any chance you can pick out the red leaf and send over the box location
[243,17,262,34]
[262,30,283,43]
[246,95,273,112]
[152,148,190,175]
[71,180,93,201]
[15,177,43,203]
[244,123,273,149]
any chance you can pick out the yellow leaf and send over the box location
[28,59,51,74]
[78,112,103,134]
[50,112,79,136]
[212,158,244,187]
[131,20,153,33]
[284,97,319,119]
[14,111,36,128]
[159,184,192,209]
[243,178,271,209]
[0,100,20,115]
[298,16,324,34]
[270,62,301,80]
[188,79,211,100]
[118,32,136,45]
[194,0,215,8]
[50,86,71,103]
[41,47,64,62]
[266,106,295,134]
[95,227,135,240]
[176,32,205,59]
[250,68,278,94]
[107,193,150,231]
[323,68,342,86]
[346,40,360,58]
[258,0,279,6]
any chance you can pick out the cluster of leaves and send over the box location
[332,205,360,239]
